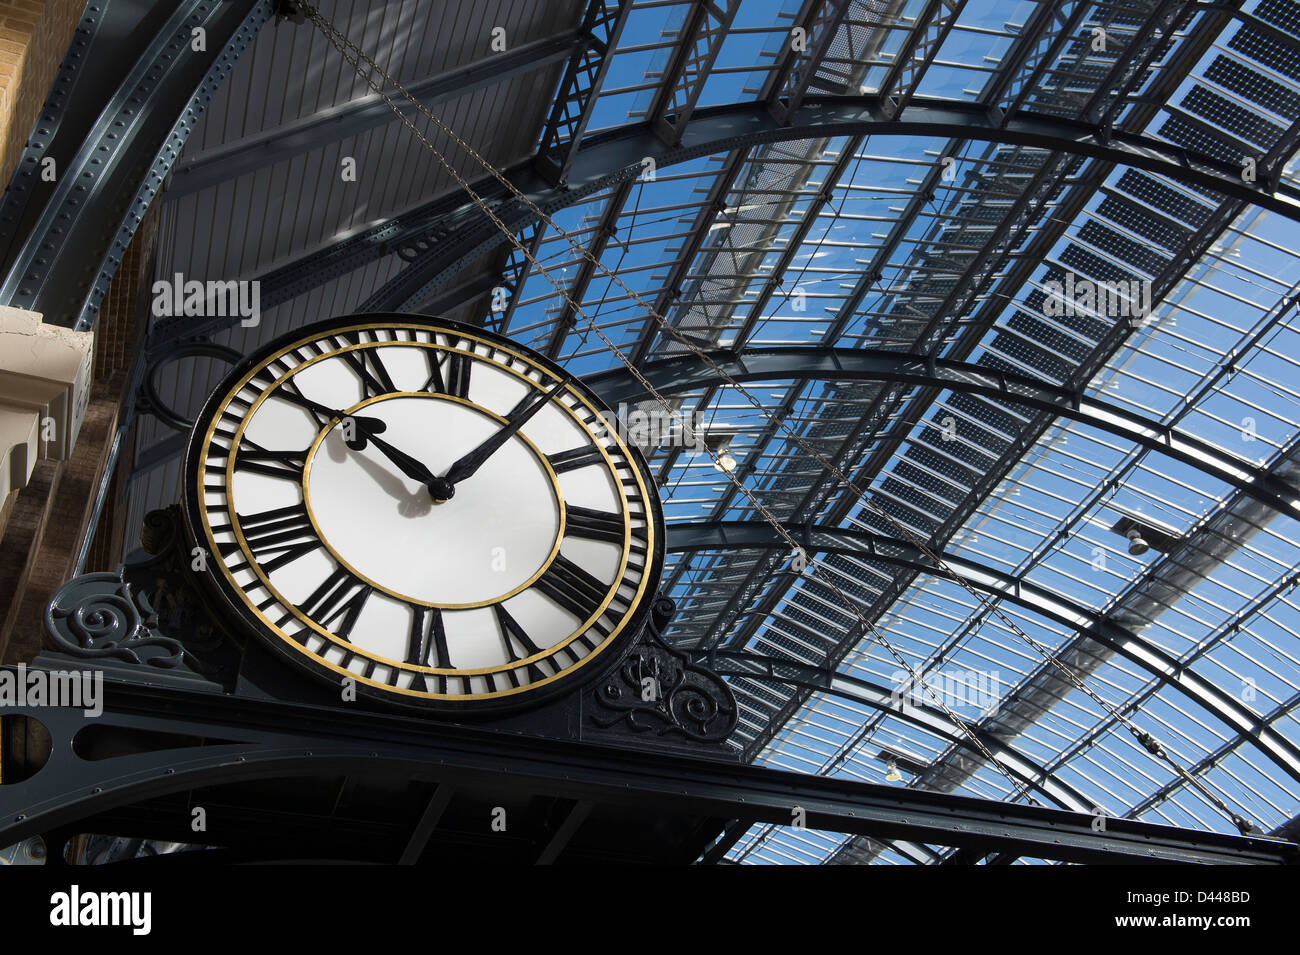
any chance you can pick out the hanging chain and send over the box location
[299,4,1256,831]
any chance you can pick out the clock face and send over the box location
[183,314,664,712]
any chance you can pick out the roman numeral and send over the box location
[534,554,608,621]
[494,604,543,661]
[564,504,624,544]
[493,604,547,687]
[233,439,308,482]
[340,347,397,398]
[547,630,601,669]
[214,410,242,442]
[273,377,328,427]
[547,445,603,473]
[420,347,446,394]
[227,503,320,573]
[406,604,453,671]
[295,566,372,640]
[420,343,473,398]
[444,345,472,399]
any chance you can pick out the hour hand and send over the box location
[276,383,386,448]
[360,431,438,487]
[336,412,386,451]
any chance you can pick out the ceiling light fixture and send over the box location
[704,431,738,472]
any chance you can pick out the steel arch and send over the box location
[693,649,1094,812]
[0,0,273,330]
[585,345,1300,524]
[667,521,1300,787]
[146,93,1300,345]
[359,94,1300,312]
[0,679,1290,865]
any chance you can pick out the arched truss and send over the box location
[145,94,1300,346]
[688,650,1094,813]
[586,346,1300,524]
[667,521,1300,787]
[354,97,1300,314]
[0,0,272,330]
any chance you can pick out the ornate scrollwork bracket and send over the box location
[42,507,238,686]
[45,571,186,666]
[587,596,737,745]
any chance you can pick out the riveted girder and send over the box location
[586,345,1300,523]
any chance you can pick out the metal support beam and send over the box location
[526,0,739,352]
[534,2,631,185]
[765,0,853,124]
[179,94,1300,337]
[487,218,547,335]
[584,345,1300,523]
[649,0,741,145]
[625,152,749,364]
[397,785,454,864]
[535,799,594,864]
[730,136,863,345]
[666,521,1300,786]
[544,180,634,357]
[635,0,894,365]
[417,269,502,318]
[982,0,1089,118]
[0,679,1291,864]
[0,0,274,330]
[1083,0,1192,127]
[692,650,1093,811]
[877,0,965,119]
[166,30,583,199]
[697,818,750,864]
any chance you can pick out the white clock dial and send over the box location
[185,318,663,710]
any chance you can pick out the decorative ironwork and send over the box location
[44,571,184,666]
[43,507,237,683]
[590,597,736,742]
[139,340,243,431]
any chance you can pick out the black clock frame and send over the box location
[180,311,667,717]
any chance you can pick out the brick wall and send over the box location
[83,195,160,571]
[93,197,159,380]
[0,0,85,194]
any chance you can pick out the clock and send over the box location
[182,313,664,713]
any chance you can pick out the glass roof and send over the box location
[487,0,1300,863]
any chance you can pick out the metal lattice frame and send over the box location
[667,520,1300,785]
[36,0,1300,864]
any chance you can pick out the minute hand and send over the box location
[442,378,568,485]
